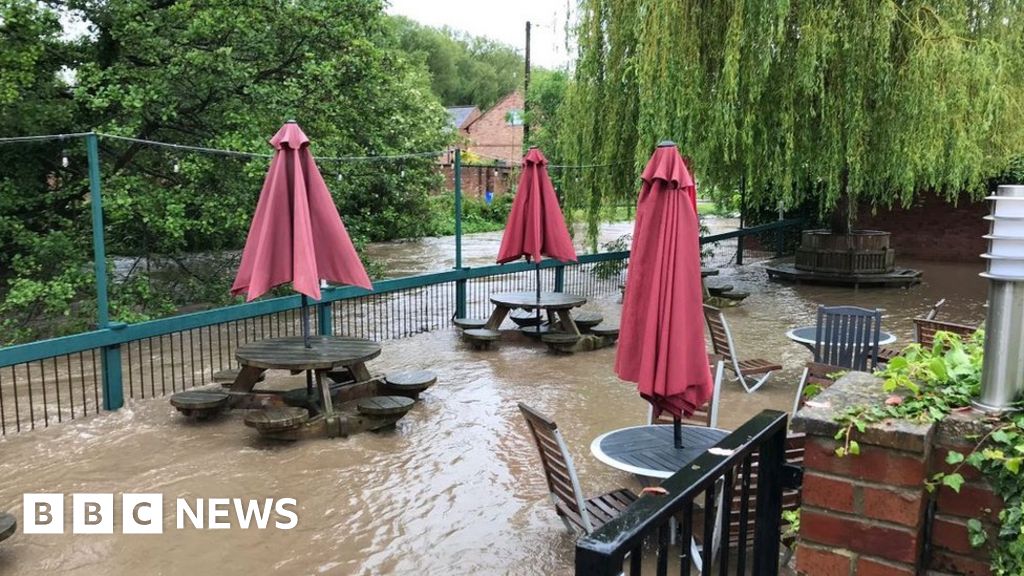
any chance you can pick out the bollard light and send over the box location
[975,184,1024,412]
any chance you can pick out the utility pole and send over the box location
[523,20,531,150]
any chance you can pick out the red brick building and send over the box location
[459,91,525,165]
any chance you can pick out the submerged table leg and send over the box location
[316,369,334,417]
[348,361,372,383]
[556,310,581,336]
[484,305,511,331]
[229,365,267,393]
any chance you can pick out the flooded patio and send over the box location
[0,225,988,575]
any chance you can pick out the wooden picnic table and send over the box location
[485,291,587,335]
[229,336,381,421]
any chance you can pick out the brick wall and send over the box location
[853,194,988,262]
[437,164,516,199]
[928,412,1004,576]
[464,91,524,164]
[792,373,1003,576]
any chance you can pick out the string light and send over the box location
[61,150,69,168]
[173,160,180,173]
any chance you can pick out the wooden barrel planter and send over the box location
[794,230,895,274]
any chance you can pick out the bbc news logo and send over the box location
[22,494,298,534]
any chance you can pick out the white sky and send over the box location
[386,0,575,69]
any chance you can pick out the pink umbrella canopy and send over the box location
[615,142,712,420]
[231,122,372,302]
[496,147,577,264]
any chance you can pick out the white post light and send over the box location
[976,184,1024,412]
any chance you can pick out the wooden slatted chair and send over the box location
[814,305,882,371]
[648,357,726,428]
[913,317,979,349]
[518,403,638,535]
[703,305,782,393]
[878,299,946,362]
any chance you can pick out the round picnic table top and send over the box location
[591,424,730,480]
[489,291,586,311]
[236,336,381,371]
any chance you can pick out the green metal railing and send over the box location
[0,132,804,436]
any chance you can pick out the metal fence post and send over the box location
[736,178,745,265]
[454,149,467,318]
[87,133,123,410]
[554,265,565,292]
[317,300,333,336]
[752,417,786,576]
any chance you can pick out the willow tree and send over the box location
[560,0,1024,242]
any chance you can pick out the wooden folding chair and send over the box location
[703,305,782,393]
[913,317,979,349]
[792,361,845,415]
[518,403,638,535]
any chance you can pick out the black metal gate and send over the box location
[575,410,803,576]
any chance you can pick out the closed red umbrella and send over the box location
[615,141,711,447]
[497,147,577,324]
[231,121,372,347]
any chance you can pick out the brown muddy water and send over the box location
[0,221,988,576]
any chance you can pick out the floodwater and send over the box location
[0,220,989,576]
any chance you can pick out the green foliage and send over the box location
[591,234,631,280]
[781,508,801,547]
[0,0,452,343]
[833,330,983,456]
[833,329,1024,573]
[525,69,569,153]
[390,16,523,109]
[427,192,514,236]
[560,0,1024,242]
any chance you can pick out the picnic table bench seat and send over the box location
[244,406,310,432]
[0,513,14,543]
[590,324,620,340]
[542,332,581,353]
[463,328,501,350]
[169,389,230,419]
[572,311,604,331]
[383,370,437,400]
[509,308,543,327]
[357,395,415,417]
[212,368,264,386]
[454,317,489,330]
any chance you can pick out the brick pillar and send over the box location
[928,411,1002,576]
[792,373,934,576]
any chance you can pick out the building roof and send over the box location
[446,106,479,130]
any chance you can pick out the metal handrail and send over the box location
[575,409,790,576]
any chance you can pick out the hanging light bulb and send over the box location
[400,169,405,178]
[173,160,180,173]
[61,150,69,168]
[337,172,342,181]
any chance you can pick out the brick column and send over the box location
[928,411,1002,576]
[792,373,935,576]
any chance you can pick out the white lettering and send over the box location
[232,498,272,529]
[207,498,230,529]
[176,499,203,529]
[274,498,298,529]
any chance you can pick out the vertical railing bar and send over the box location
[701,486,715,576]
[39,359,49,427]
[718,470,734,576]
[90,348,99,413]
[736,455,752,575]
[188,329,196,389]
[53,356,63,423]
[78,352,87,417]
[148,338,156,398]
[25,362,35,429]
[629,543,642,575]
[657,522,670,575]
[0,367,6,435]
[680,500,694,574]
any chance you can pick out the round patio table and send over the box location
[229,336,381,419]
[786,326,896,353]
[485,291,587,335]
[590,424,729,480]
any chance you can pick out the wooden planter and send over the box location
[795,230,895,274]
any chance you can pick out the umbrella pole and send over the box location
[535,263,541,330]
[674,417,683,449]
[301,295,311,349]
